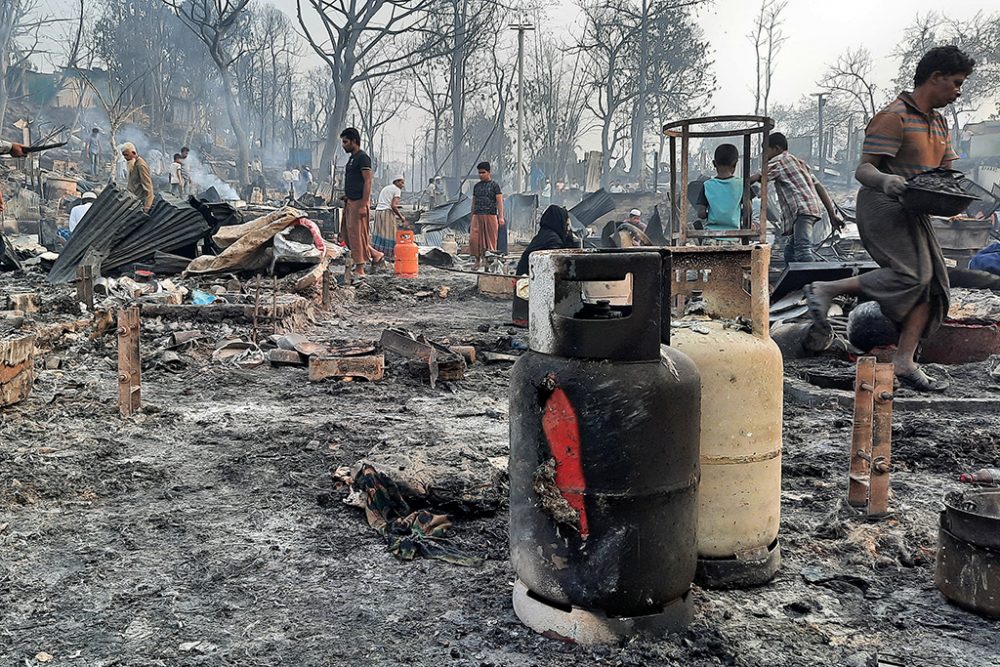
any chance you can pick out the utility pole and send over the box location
[846,114,856,185]
[811,92,828,183]
[510,18,534,193]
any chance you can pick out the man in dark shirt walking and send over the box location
[470,161,504,271]
[340,127,383,280]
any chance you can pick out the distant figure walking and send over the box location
[169,153,187,196]
[85,128,103,177]
[470,161,504,271]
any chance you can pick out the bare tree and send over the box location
[523,39,589,183]
[351,75,406,172]
[412,61,452,178]
[748,0,788,117]
[302,66,335,147]
[0,0,44,129]
[75,66,154,177]
[233,6,302,155]
[92,0,190,151]
[459,28,514,182]
[574,0,712,188]
[821,47,881,122]
[162,0,253,185]
[444,0,503,178]
[573,0,637,188]
[631,0,713,186]
[296,0,452,176]
[646,15,715,180]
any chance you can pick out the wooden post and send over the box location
[869,362,894,515]
[669,135,677,244]
[76,265,95,308]
[251,275,262,344]
[322,268,332,309]
[679,129,689,245]
[0,334,36,407]
[272,275,279,334]
[848,357,893,515]
[759,126,770,243]
[117,307,141,417]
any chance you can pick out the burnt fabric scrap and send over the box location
[352,464,482,566]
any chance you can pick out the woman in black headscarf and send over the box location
[515,205,576,276]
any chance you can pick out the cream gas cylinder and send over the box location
[668,244,782,588]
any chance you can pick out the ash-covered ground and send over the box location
[2,268,999,667]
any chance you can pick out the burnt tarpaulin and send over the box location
[419,193,537,240]
[646,205,670,245]
[419,197,471,233]
[505,193,539,239]
[190,197,242,233]
[1,232,21,272]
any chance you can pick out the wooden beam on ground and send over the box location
[309,354,384,382]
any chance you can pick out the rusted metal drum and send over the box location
[669,246,782,588]
[936,490,1000,618]
[921,321,1000,364]
[509,248,701,644]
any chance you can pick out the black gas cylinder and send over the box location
[508,249,701,639]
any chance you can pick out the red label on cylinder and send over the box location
[542,387,589,539]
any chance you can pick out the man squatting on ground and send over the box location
[340,127,385,279]
[806,46,976,393]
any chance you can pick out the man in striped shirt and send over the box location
[805,46,975,392]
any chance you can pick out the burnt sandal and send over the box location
[895,367,948,393]
[803,284,832,334]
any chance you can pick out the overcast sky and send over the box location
[695,0,991,116]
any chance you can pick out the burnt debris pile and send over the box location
[46,185,225,284]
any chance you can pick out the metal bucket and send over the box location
[935,490,1000,618]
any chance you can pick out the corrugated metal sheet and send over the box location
[568,188,615,230]
[1,231,22,271]
[103,194,209,271]
[47,183,145,283]
[47,185,212,283]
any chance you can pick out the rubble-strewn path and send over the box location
[2,270,999,666]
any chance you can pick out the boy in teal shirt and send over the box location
[695,144,744,231]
